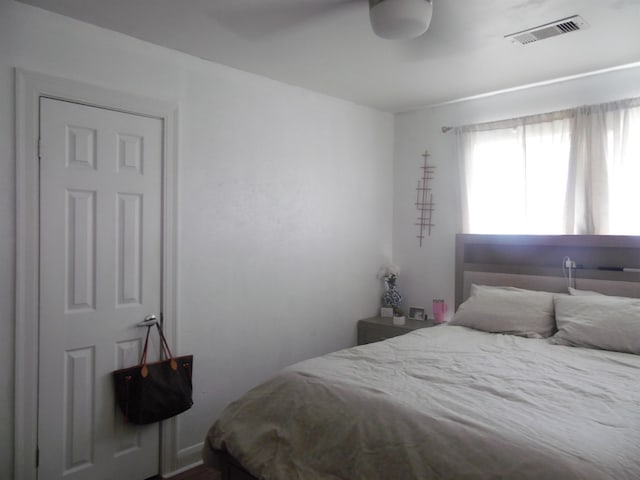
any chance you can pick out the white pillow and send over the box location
[552,295,640,354]
[450,285,556,338]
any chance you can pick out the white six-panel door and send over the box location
[38,97,163,480]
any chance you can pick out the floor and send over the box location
[166,464,220,480]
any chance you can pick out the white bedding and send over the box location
[204,326,640,479]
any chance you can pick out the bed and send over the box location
[203,234,640,479]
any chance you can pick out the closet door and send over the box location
[38,97,163,480]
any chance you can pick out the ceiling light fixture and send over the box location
[369,0,433,40]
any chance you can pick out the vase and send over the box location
[382,285,402,311]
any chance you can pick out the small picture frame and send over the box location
[380,307,394,318]
[408,306,426,321]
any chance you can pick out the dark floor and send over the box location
[166,464,220,480]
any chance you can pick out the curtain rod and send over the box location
[440,96,640,135]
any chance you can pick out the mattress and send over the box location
[204,325,640,479]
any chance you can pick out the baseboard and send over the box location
[162,441,205,477]
[162,458,203,478]
[179,441,205,464]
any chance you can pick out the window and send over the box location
[604,106,640,234]
[457,99,640,235]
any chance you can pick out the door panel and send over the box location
[38,98,163,480]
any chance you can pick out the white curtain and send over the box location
[457,98,640,235]
[568,100,640,235]
[457,113,571,234]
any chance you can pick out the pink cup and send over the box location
[433,300,448,323]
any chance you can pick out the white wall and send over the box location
[393,65,640,318]
[0,1,394,477]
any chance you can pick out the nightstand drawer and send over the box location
[358,323,406,344]
[357,316,436,345]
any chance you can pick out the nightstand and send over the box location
[357,316,437,345]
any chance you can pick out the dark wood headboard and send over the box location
[455,234,640,309]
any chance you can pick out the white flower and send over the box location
[377,263,399,279]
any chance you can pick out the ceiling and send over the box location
[17,0,640,112]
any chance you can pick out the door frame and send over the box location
[15,69,180,480]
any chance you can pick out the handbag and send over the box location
[113,322,193,424]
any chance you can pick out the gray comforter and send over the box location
[204,326,640,479]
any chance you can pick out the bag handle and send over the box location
[139,326,153,377]
[154,323,178,370]
[139,323,178,377]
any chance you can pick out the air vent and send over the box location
[505,15,588,45]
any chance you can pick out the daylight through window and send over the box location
[457,98,640,235]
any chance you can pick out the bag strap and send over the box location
[138,322,179,375]
[139,326,153,377]
[155,322,179,371]
[139,325,153,365]
[154,323,175,359]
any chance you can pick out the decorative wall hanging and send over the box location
[415,150,435,246]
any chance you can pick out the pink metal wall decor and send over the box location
[415,150,435,247]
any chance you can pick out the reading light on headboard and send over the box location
[455,234,640,308]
